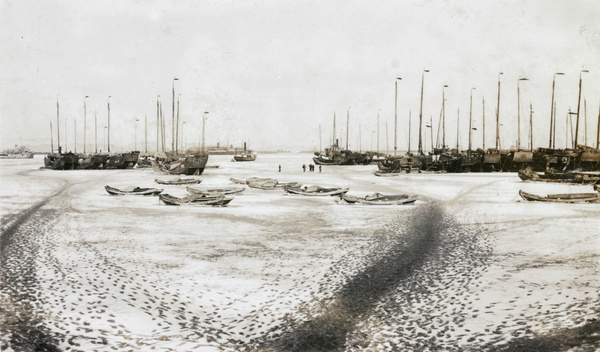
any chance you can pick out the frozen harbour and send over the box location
[1,153,599,352]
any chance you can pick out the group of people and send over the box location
[302,164,321,172]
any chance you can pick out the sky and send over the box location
[1,0,600,153]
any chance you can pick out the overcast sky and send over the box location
[1,0,599,152]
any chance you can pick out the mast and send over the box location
[346,108,349,150]
[83,96,88,154]
[176,95,180,153]
[50,121,53,153]
[552,101,557,149]
[482,97,486,150]
[469,88,474,152]
[496,73,503,150]
[156,96,160,155]
[171,78,178,152]
[529,102,533,151]
[442,85,447,148]
[574,70,588,148]
[56,99,60,151]
[107,96,111,153]
[394,78,399,155]
[456,108,460,150]
[95,111,97,153]
[145,114,148,154]
[333,112,336,147]
[418,70,429,154]
[74,119,77,153]
[408,110,412,154]
[377,111,379,154]
[319,125,322,153]
[548,73,565,148]
[65,118,68,152]
[597,101,600,149]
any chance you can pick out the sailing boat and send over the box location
[45,100,79,170]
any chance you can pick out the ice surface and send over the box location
[1,154,599,351]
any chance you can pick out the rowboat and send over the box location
[155,177,202,185]
[518,190,600,203]
[341,193,417,205]
[105,185,163,196]
[186,185,246,195]
[373,170,399,177]
[159,193,233,206]
[231,177,298,190]
[285,185,349,196]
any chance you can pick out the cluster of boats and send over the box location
[105,175,418,207]
[375,145,600,175]
[44,148,141,170]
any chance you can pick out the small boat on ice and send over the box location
[230,177,298,190]
[186,185,246,195]
[155,177,202,185]
[518,190,600,203]
[159,193,233,206]
[105,185,163,196]
[285,185,349,196]
[341,193,417,205]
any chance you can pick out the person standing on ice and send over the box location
[302,164,306,172]
[278,164,281,172]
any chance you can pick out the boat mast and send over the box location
[333,112,336,147]
[596,101,600,149]
[156,96,159,155]
[56,99,60,152]
[552,101,557,149]
[74,119,76,153]
[456,108,460,150]
[95,111,97,153]
[442,84,447,148]
[346,107,349,150]
[529,102,533,151]
[50,121,53,153]
[107,96,111,153]
[469,87,475,153]
[548,72,564,148]
[377,111,380,154]
[482,97,486,150]
[386,121,389,153]
[496,72,503,150]
[176,94,180,153]
[145,114,148,154]
[418,70,429,154]
[517,77,529,150]
[574,70,588,149]
[319,124,322,153]
[83,96,88,154]
[172,78,178,152]
[394,77,401,156]
[408,110,412,154]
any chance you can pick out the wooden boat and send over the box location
[231,177,298,190]
[518,168,600,184]
[341,193,417,205]
[105,185,163,196]
[285,185,349,196]
[159,193,232,206]
[373,170,400,177]
[518,190,600,203]
[151,152,209,175]
[44,151,79,170]
[155,177,201,185]
[229,177,247,184]
[186,185,245,195]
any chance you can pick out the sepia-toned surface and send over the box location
[1,154,598,351]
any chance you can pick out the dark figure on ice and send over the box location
[302,164,306,172]
[319,165,322,173]
[278,164,281,172]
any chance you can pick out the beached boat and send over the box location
[373,170,400,177]
[518,190,600,203]
[285,185,349,196]
[518,168,600,184]
[155,177,201,185]
[186,185,245,195]
[151,152,209,175]
[341,193,417,205]
[44,151,79,170]
[105,185,163,196]
[159,193,232,206]
[0,146,34,159]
